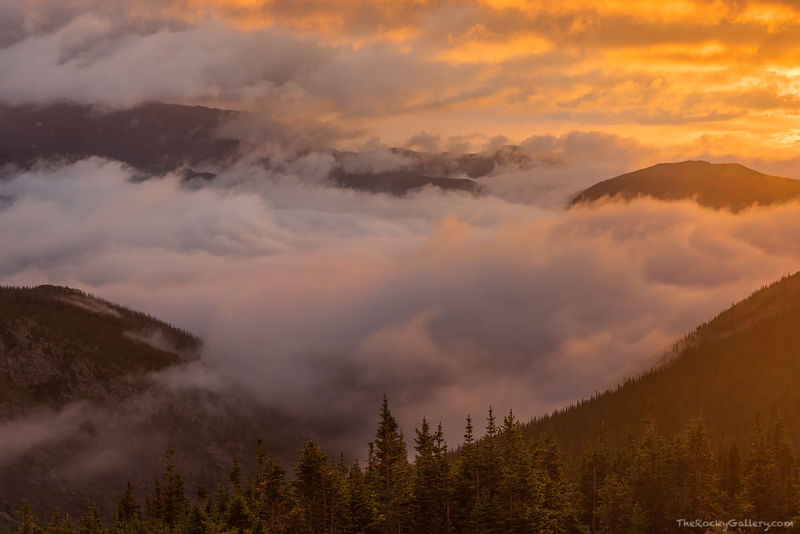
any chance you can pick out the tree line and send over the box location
[11,397,800,533]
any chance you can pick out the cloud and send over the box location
[0,403,94,466]
[1,156,799,453]
[3,0,800,159]
[0,16,330,108]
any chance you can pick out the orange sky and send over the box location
[10,0,800,160]
[202,0,800,156]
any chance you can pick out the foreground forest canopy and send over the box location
[8,274,800,532]
[9,397,800,534]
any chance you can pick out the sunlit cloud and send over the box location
[4,0,800,157]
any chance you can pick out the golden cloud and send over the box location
[6,0,800,158]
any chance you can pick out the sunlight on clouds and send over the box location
[736,3,799,31]
[5,0,800,160]
[478,0,722,21]
[439,28,551,64]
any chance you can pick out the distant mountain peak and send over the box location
[570,160,800,211]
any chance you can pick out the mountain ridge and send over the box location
[570,160,800,211]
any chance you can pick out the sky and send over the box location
[2,0,800,163]
[3,0,800,455]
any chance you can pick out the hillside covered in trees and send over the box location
[0,285,200,414]
[528,271,800,470]
[0,286,305,522]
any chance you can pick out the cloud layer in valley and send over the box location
[2,156,799,453]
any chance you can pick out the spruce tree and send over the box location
[498,410,536,533]
[77,504,105,534]
[744,414,779,520]
[413,419,452,533]
[472,406,503,533]
[627,417,668,533]
[721,442,742,500]
[254,439,288,532]
[579,428,610,533]
[768,413,800,519]
[294,441,330,534]
[46,511,76,534]
[110,482,141,534]
[533,429,577,534]
[367,395,412,534]
[670,417,719,522]
[344,461,375,533]
[161,445,187,529]
[452,415,479,532]
[14,502,42,534]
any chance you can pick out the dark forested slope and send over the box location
[528,271,800,467]
[0,285,199,415]
[0,286,303,522]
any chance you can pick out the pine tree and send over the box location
[224,493,254,532]
[498,410,536,533]
[768,413,800,519]
[77,504,105,534]
[626,417,668,533]
[144,479,162,524]
[14,502,42,534]
[432,423,453,532]
[670,417,719,522]
[471,406,503,533]
[110,482,141,534]
[744,414,779,520]
[328,454,350,534]
[412,419,451,533]
[45,511,76,534]
[161,445,187,528]
[294,441,330,534]
[113,482,140,524]
[413,417,435,533]
[533,429,577,533]
[579,428,610,533]
[254,439,288,532]
[343,461,375,533]
[452,415,479,532]
[596,473,635,534]
[367,395,412,534]
[229,456,243,495]
[721,442,742,500]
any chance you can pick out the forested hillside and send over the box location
[0,285,200,414]
[0,286,304,523]
[528,271,800,471]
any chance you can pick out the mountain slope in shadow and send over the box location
[527,271,800,468]
[0,102,482,195]
[0,285,304,520]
